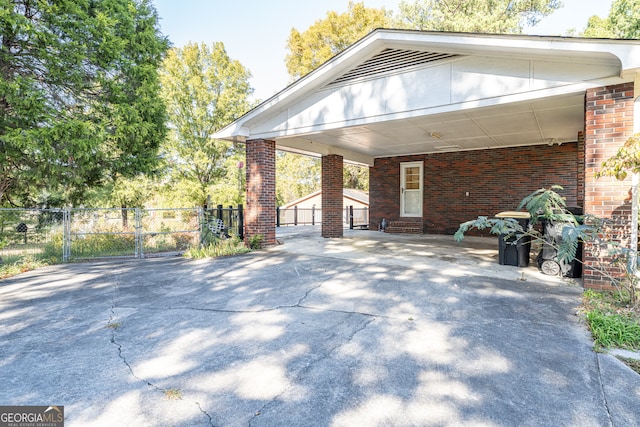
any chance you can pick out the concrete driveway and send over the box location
[1,229,639,426]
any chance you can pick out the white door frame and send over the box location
[400,161,423,217]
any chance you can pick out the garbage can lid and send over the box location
[495,211,531,219]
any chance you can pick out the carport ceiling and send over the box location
[276,92,585,159]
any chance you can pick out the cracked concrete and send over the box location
[1,228,639,426]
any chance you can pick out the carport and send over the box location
[215,29,640,288]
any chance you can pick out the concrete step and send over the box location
[385,220,423,234]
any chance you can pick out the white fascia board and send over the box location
[214,33,384,141]
[377,30,639,70]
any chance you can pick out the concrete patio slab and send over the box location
[1,229,638,426]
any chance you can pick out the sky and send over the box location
[152,0,614,101]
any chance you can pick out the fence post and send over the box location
[237,204,244,240]
[312,206,315,226]
[63,208,70,262]
[217,204,223,221]
[197,206,204,245]
[349,206,354,229]
[293,206,298,226]
[228,205,234,232]
[135,208,143,259]
[276,207,280,227]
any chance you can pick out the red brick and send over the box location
[322,154,344,238]
[245,139,276,247]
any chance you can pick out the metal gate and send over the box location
[63,208,201,261]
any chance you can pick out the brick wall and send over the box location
[370,143,581,235]
[322,154,344,238]
[583,82,635,289]
[245,139,276,247]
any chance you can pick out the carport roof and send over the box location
[215,29,640,166]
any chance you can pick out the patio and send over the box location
[274,226,576,287]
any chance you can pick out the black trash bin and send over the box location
[536,207,583,277]
[495,211,531,267]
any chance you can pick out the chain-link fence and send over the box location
[1,207,203,265]
[65,208,201,261]
[1,203,361,267]
[0,208,65,265]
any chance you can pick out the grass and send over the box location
[1,233,250,280]
[581,289,640,351]
[106,321,122,330]
[0,255,53,279]
[184,236,250,259]
[163,388,182,400]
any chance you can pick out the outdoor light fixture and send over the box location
[547,138,563,146]
[430,131,442,139]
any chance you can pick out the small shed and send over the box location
[279,189,369,226]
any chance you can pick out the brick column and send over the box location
[322,154,343,238]
[584,83,635,288]
[245,139,276,247]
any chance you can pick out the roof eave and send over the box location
[214,29,640,142]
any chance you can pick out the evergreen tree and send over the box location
[0,0,168,206]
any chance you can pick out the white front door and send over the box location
[400,162,423,217]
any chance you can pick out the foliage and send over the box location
[517,185,578,225]
[248,234,264,250]
[344,164,369,192]
[163,388,183,401]
[454,216,527,242]
[285,1,392,79]
[184,236,250,259]
[587,310,640,350]
[275,152,368,205]
[582,290,640,350]
[208,148,247,206]
[104,175,156,210]
[0,255,50,279]
[0,0,168,206]
[595,134,640,181]
[455,186,640,305]
[593,133,640,303]
[584,0,640,39]
[70,233,136,258]
[276,152,322,206]
[394,0,562,33]
[159,42,254,207]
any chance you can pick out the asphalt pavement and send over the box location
[1,228,639,426]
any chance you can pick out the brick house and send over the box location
[215,29,640,288]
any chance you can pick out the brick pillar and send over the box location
[245,139,276,247]
[584,82,635,288]
[322,154,343,238]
